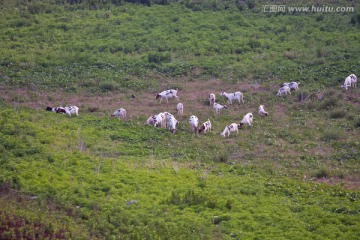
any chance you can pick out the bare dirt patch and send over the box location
[315,176,360,190]
[0,80,262,121]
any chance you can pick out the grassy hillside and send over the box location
[1,0,360,91]
[0,101,359,239]
[0,0,360,239]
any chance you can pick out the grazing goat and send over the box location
[145,113,165,128]
[157,112,167,128]
[208,93,216,106]
[282,82,300,91]
[111,108,127,119]
[145,115,157,127]
[176,103,184,115]
[198,120,212,134]
[239,113,253,127]
[64,106,79,117]
[46,106,66,114]
[258,105,268,116]
[220,123,239,137]
[351,74,357,88]
[167,115,179,134]
[276,86,291,96]
[46,106,78,116]
[220,91,244,104]
[342,74,357,90]
[156,89,179,103]
[213,102,227,115]
[188,115,199,133]
[163,111,173,120]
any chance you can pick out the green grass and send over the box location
[0,0,360,239]
[0,96,359,238]
[1,1,360,91]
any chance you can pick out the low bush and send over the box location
[329,108,347,119]
[99,80,120,92]
[320,129,344,142]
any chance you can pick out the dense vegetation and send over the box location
[1,0,360,92]
[0,0,360,239]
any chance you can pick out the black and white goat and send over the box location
[213,102,227,115]
[46,106,79,116]
[220,91,244,104]
[198,120,212,134]
[111,108,127,119]
[220,123,239,137]
[188,115,199,133]
[156,89,179,103]
[239,113,253,127]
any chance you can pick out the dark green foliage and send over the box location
[350,13,360,25]
[148,51,172,64]
[329,108,347,119]
[99,80,120,92]
[314,165,331,179]
[355,118,360,128]
[320,129,344,142]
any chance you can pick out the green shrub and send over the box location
[354,118,360,128]
[320,97,339,109]
[148,52,172,64]
[99,81,120,92]
[320,130,343,142]
[213,151,229,163]
[314,165,331,179]
[329,109,347,119]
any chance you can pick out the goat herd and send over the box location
[45,74,357,137]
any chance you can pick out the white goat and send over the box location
[111,108,127,119]
[220,91,244,104]
[64,106,79,117]
[208,93,216,106]
[220,123,239,137]
[145,115,157,126]
[145,113,165,128]
[282,82,300,91]
[163,112,175,128]
[198,120,212,134]
[276,86,291,96]
[157,112,167,128]
[342,74,357,90]
[188,115,199,133]
[239,113,253,127]
[156,89,179,103]
[258,105,268,116]
[351,74,357,88]
[176,103,184,115]
[144,115,158,127]
[167,115,179,134]
[213,102,227,115]
[163,111,173,119]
